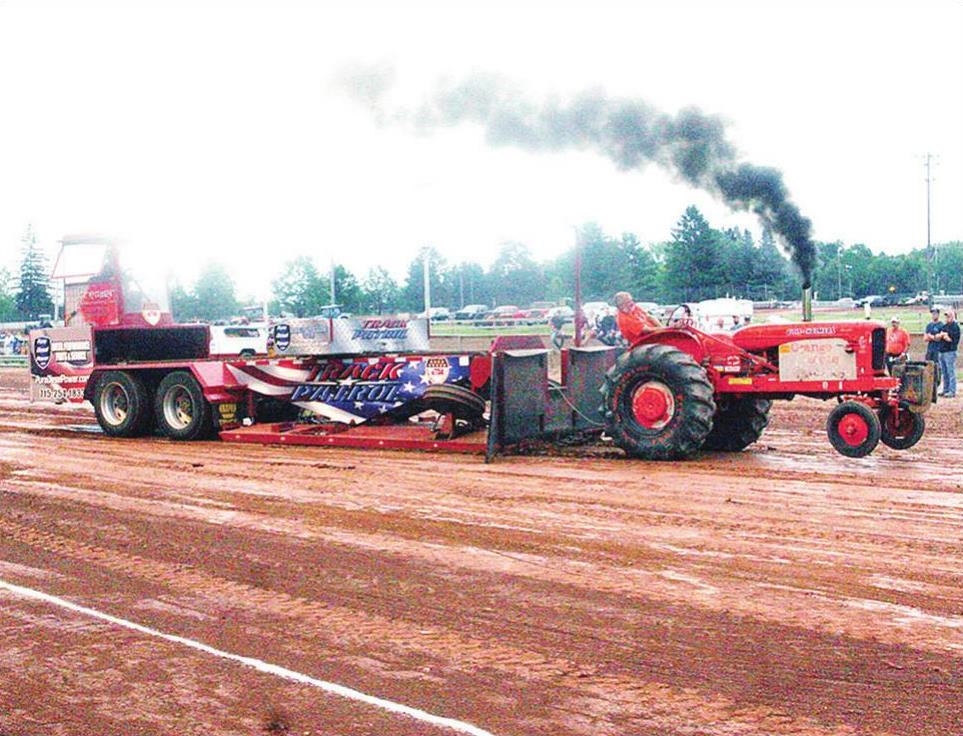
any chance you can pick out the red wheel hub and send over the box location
[631,382,675,429]
[838,413,869,446]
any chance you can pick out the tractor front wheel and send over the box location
[878,403,925,450]
[827,401,881,458]
[601,344,715,460]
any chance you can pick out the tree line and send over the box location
[3,210,962,324]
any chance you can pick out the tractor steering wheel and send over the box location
[668,305,695,328]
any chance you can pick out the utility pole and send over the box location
[423,251,431,317]
[923,153,937,293]
[573,228,583,347]
[329,259,337,306]
[459,266,464,309]
[836,244,842,301]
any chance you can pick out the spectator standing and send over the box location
[923,307,944,362]
[923,306,943,388]
[884,316,910,372]
[937,308,959,398]
[549,312,566,350]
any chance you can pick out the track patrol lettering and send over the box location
[313,362,405,382]
[351,319,410,341]
[290,382,402,403]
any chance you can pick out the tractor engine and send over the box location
[728,322,887,384]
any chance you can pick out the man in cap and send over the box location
[923,306,944,363]
[884,316,910,373]
[614,291,660,344]
[922,306,944,391]
[936,308,959,398]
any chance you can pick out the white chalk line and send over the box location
[0,577,498,736]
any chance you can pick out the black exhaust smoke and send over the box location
[340,69,816,287]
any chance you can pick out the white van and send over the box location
[209,324,268,357]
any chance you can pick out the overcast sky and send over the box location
[1,0,961,299]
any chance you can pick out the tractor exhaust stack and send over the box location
[802,287,813,322]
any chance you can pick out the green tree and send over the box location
[578,222,633,300]
[332,264,363,312]
[453,262,486,308]
[272,256,329,317]
[362,266,400,314]
[169,280,198,322]
[718,228,755,297]
[487,241,544,306]
[663,206,724,301]
[16,225,54,320]
[621,232,662,301]
[0,268,17,322]
[933,242,963,294]
[751,228,791,299]
[401,247,451,311]
[191,263,238,321]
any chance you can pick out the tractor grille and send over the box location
[871,328,886,371]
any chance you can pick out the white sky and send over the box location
[1,0,961,300]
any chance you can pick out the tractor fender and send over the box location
[630,329,709,364]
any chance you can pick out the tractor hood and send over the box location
[730,321,887,353]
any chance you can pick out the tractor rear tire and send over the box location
[827,401,881,458]
[601,344,716,460]
[154,371,213,441]
[878,403,925,450]
[701,398,771,452]
[93,370,153,438]
[422,384,486,423]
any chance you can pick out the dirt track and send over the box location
[0,367,961,736]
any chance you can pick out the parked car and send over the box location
[899,293,929,306]
[454,304,489,321]
[312,304,349,319]
[522,307,551,324]
[855,295,883,308]
[419,307,451,321]
[879,293,906,307]
[484,305,522,325]
[209,324,268,357]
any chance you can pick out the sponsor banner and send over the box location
[29,326,95,404]
[229,354,473,423]
[270,318,330,355]
[291,354,470,421]
[778,338,856,382]
[270,318,430,356]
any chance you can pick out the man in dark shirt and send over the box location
[923,307,944,390]
[937,308,959,398]
[923,307,944,362]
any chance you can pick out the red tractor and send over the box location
[600,309,935,459]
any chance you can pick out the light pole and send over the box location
[329,259,336,306]
[836,245,842,301]
[423,250,431,317]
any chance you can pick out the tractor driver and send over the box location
[614,291,660,344]
[885,316,910,373]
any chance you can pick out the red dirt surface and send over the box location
[0,367,961,735]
